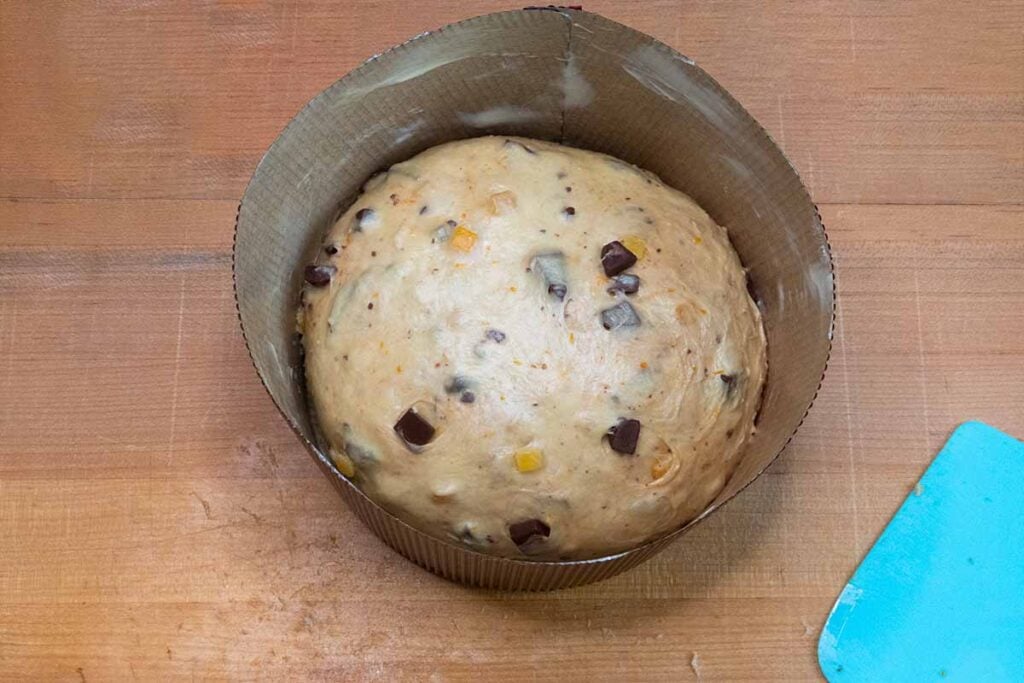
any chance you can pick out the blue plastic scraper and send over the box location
[819,421,1024,681]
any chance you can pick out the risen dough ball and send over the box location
[301,137,766,560]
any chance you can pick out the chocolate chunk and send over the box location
[565,186,572,193]
[509,518,550,547]
[432,219,457,244]
[324,244,339,256]
[531,252,568,302]
[445,378,478,404]
[394,408,435,447]
[504,139,537,155]
[600,241,638,277]
[606,273,640,295]
[485,328,507,343]
[562,206,576,217]
[353,207,376,232]
[607,418,641,455]
[444,376,470,394]
[600,301,641,330]
[389,193,399,206]
[304,264,336,287]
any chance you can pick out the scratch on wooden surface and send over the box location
[166,275,186,459]
[835,288,862,554]
[85,153,95,196]
[96,435,145,452]
[912,271,932,447]
[191,492,213,520]
[0,301,14,439]
[240,506,262,523]
[848,16,857,61]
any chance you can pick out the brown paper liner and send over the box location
[233,8,834,591]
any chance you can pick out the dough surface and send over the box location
[301,136,766,560]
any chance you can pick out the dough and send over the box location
[300,137,766,560]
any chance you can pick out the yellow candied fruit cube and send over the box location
[692,235,703,245]
[651,458,671,481]
[622,234,648,259]
[513,448,544,473]
[332,451,356,478]
[450,226,478,252]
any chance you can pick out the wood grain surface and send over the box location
[1,1,1022,680]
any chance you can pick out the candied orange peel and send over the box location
[513,448,544,473]
[450,225,477,252]
[622,234,648,259]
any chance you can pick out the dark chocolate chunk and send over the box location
[444,376,470,394]
[394,408,436,447]
[509,518,550,547]
[600,240,638,277]
[607,418,641,455]
[606,273,640,295]
[562,206,576,217]
[324,244,339,256]
[353,207,375,232]
[600,301,641,330]
[459,391,476,404]
[304,264,336,287]
[485,328,507,343]
[431,219,458,244]
[367,302,374,310]
[531,252,568,302]
[504,139,537,155]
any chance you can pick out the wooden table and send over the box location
[1,2,1021,680]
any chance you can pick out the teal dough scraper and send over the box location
[819,421,1024,681]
